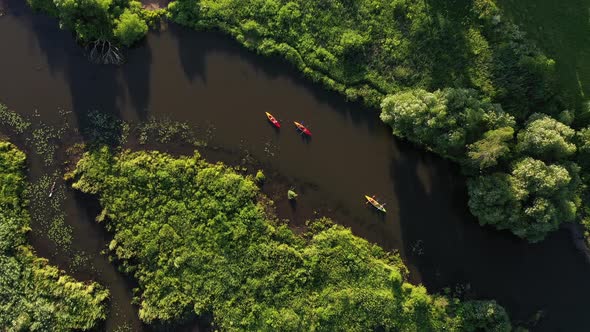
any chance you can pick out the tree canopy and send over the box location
[516,113,576,160]
[468,158,580,241]
[0,141,109,331]
[27,0,151,45]
[380,88,514,159]
[114,9,149,47]
[467,127,514,170]
[68,147,510,331]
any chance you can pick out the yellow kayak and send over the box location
[365,195,386,213]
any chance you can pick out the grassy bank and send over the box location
[0,141,109,331]
[67,146,510,331]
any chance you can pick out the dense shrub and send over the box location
[68,147,511,330]
[467,127,514,170]
[114,9,149,46]
[0,141,109,331]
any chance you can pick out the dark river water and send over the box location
[1,0,590,331]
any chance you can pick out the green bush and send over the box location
[114,9,149,46]
[167,0,560,109]
[467,127,514,170]
[516,113,576,160]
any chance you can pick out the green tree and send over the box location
[468,157,580,242]
[28,0,149,45]
[53,0,114,41]
[516,113,576,160]
[114,9,149,46]
[467,127,514,170]
[576,127,590,168]
[380,88,514,159]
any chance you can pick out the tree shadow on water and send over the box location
[5,0,152,137]
[169,23,209,84]
[391,137,590,331]
[122,35,153,121]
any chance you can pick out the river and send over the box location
[0,0,589,330]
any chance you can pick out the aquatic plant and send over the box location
[137,116,201,146]
[25,170,75,253]
[255,169,265,184]
[0,140,109,331]
[0,104,30,134]
[48,213,73,249]
[287,189,298,200]
[84,110,130,147]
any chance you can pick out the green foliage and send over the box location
[114,9,149,46]
[27,0,150,45]
[380,88,514,159]
[69,147,511,330]
[0,141,109,331]
[516,113,576,160]
[255,169,265,184]
[0,103,31,134]
[287,189,298,200]
[467,127,514,170]
[457,300,511,332]
[167,0,557,108]
[576,127,590,168]
[468,158,580,242]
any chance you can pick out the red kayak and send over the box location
[294,121,312,136]
[265,112,281,128]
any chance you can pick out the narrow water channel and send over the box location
[0,0,589,330]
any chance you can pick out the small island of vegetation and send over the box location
[67,146,510,331]
[0,141,109,331]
